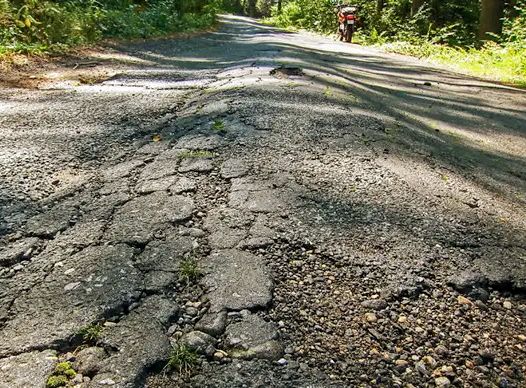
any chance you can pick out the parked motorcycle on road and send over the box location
[336,4,358,43]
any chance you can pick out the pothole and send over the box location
[270,66,304,79]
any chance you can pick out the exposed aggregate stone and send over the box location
[1,14,525,388]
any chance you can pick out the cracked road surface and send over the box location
[1,15,526,388]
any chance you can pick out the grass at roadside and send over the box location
[263,11,526,87]
[380,40,526,87]
[263,16,526,87]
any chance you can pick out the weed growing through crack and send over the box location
[46,375,68,388]
[178,258,201,284]
[165,344,198,376]
[178,150,214,159]
[211,119,227,134]
[54,362,76,378]
[46,361,77,388]
[78,323,103,344]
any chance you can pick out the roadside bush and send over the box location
[0,0,219,55]
[269,0,334,33]
[502,0,526,46]
[383,39,526,85]
[265,0,525,86]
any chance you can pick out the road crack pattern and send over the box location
[1,14,526,388]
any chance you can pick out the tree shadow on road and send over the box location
[90,15,526,208]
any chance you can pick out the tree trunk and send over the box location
[478,0,505,40]
[235,0,243,14]
[247,0,256,17]
[376,0,384,15]
[411,0,426,16]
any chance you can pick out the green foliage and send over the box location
[178,150,214,159]
[166,343,199,375]
[178,258,201,283]
[384,40,526,86]
[46,361,77,388]
[256,0,272,17]
[0,0,219,55]
[502,0,526,46]
[266,0,525,85]
[46,375,68,388]
[54,361,73,375]
[269,0,334,33]
[211,119,226,133]
[78,323,103,343]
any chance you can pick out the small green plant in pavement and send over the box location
[78,323,103,344]
[54,362,76,378]
[211,119,226,134]
[46,375,68,388]
[178,150,214,159]
[46,361,77,387]
[165,343,198,376]
[178,258,201,284]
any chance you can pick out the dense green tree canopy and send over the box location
[260,0,524,47]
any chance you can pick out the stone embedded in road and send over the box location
[195,311,228,337]
[0,245,141,357]
[221,158,250,179]
[224,314,283,361]
[435,376,451,387]
[135,175,179,194]
[180,331,217,354]
[178,158,214,173]
[203,249,273,313]
[105,192,195,244]
[74,346,107,376]
[361,299,388,310]
[0,350,57,388]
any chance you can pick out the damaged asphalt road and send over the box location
[1,15,526,388]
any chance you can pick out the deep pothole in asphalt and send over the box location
[270,66,305,79]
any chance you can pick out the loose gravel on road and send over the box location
[1,15,525,388]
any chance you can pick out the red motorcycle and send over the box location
[336,4,358,43]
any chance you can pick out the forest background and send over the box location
[0,0,524,85]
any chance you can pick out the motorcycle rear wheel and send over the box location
[345,26,353,43]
